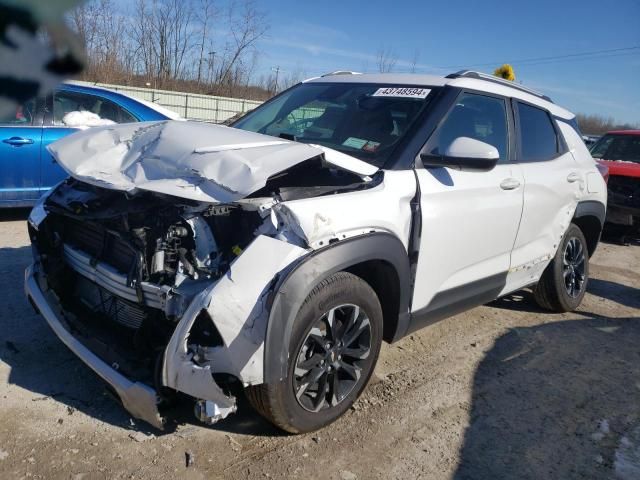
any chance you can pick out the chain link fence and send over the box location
[71,81,264,123]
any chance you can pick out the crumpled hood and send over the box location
[47,120,378,203]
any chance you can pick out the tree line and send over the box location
[575,113,638,136]
[69,0,290,100]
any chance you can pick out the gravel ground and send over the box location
[1,208,639,480]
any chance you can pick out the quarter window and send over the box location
[428,92,509,162]
[517,102,559,161]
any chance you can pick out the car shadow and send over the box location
[490,275,640,313]
[0,207,30,222]
[454,312,640,479]
[0,244,282,437]
[488,289,547,314]
[588,278,640,309]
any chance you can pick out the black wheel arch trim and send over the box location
[573,200,606,256]
[264,232,411,383]
[574,200,606,227]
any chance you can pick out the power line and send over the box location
[438,46,640,70]
[509,50,640,68]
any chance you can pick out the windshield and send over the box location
[590,134,640,163]
[233,83,437,168]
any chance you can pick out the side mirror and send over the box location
[420,137,499,172]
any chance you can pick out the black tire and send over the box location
[246,272,383,433]
[534,223,589,312]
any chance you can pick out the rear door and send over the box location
[410,91,524,330]
[0,97,44,204]
[41,89,139,192]
[508,100,582,290]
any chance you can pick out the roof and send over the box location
[605,130,640,136]
[305,73,449,87]
[306,72,574,120]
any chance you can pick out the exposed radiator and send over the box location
[74,275,147,330]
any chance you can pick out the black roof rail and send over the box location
[446,70,553,103]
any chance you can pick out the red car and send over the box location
[590,130,640,234]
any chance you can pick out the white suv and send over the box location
[26,71,607,433]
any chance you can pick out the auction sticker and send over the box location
[372,87,431,98]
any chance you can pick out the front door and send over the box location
[410,91,524,331]
[0,98,44,204]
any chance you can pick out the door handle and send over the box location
[2,136,34,146]
[500,178,521,190]
[567,172,581,183]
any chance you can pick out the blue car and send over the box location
[0,83,178,207]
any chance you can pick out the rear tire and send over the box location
[534,223,589,312]
[246,272,383,433]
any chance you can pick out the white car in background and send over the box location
[25,70,607,433]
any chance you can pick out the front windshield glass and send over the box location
[233,83,436,167]
[590,134,640,163]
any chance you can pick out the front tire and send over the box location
[246,272,383,433]
[534,223,589,312]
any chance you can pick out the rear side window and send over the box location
[52,91,137,126]
[517,102,558,161]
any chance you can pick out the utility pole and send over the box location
[208,51,217,85]
[271,66,281,93]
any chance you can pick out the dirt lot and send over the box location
[1,209,639,480]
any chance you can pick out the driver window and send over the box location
[429,93,508,162]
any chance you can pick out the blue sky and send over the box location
[254,0,640,124]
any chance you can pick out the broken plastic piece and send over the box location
[194,399,237,425]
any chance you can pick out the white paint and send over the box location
[193,140,289,153]
[276,170,415,250]
[163,235,307,385]
[47,121,375,204]
[444,137,499,160]
[312,145,379,176]
[412,163,525,310]
[507,151,581,291]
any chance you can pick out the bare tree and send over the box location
[377,45,398,73]
[196,0,218,84]
[217,0,269,93]
[70,0,129,83]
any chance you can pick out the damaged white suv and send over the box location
[25,71,607,433]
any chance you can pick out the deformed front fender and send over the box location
[263,232,411,384]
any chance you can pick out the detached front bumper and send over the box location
[25,262,165,429]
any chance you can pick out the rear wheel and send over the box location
[246,272,382,433]
[534,223,589,312]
